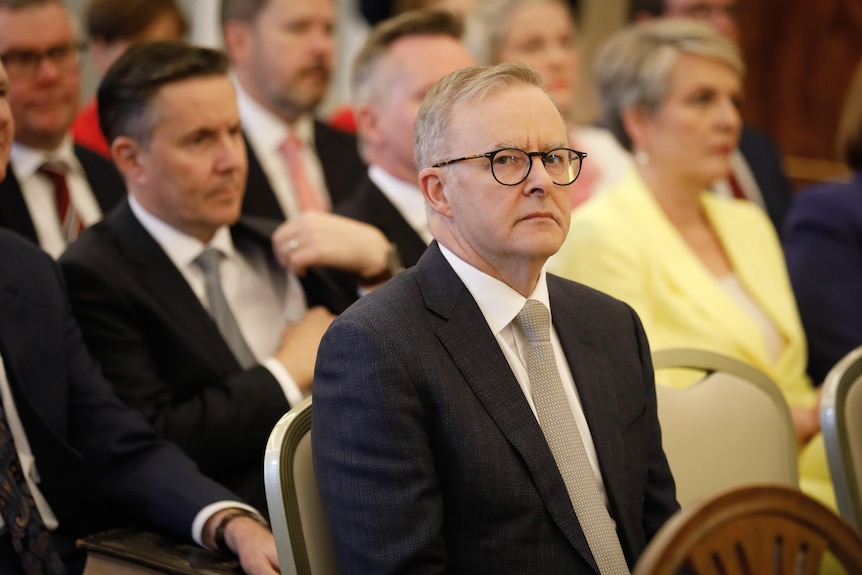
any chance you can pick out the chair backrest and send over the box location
[632,484,862,575]
[652,348,799,508]
[821,345,862,532]
[264,397,339,575]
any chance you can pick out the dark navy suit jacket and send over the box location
[783,170,862,383]
[0,229,236,570]
[59,201,357,510]
[313,242,679,574]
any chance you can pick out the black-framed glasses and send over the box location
[0,42,87,81]
[432,147,588,186]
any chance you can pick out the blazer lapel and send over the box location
[108,203,241,371]
[615,176,771,364]
[415,244,599,571]
[0,169,39,244]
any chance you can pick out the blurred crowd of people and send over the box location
[0,0,859,572]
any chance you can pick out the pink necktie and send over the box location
[279,135,329,212]
[37,162,84,242]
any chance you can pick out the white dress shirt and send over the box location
[10,136,103,259]
[439,245,609,501]
[234,79,330,218]
[368,164,432,245]
[130,197,308,406]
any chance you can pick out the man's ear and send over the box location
[222,19,252,65]
[111,136,147,188]
[621,105,651,153]
[354,103,382,147]
[419,167,454,219]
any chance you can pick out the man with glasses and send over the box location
[312,62,678,574]
[629,0,792,232]
[0,0,125,258]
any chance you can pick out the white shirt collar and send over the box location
[438,243,551,335]
[10,134,82,179]
[233,77,316,152]
[368,164,432,244]
[128,195,237,270]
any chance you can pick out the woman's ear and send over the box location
[622,105,652,153]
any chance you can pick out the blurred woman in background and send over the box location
[552,19,832,509]
[784,59,862,383]
[466,0,630,207]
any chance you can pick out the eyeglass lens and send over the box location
[0,43,82,79]
[491,148,582,186]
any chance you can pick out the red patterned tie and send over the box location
[0,402,66,574]
[37,163,84,243]
[279,135,329,212]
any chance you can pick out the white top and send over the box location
[718,273,784,361]
[570,125,633,198]
[439,244,609,502]
[368,164,432,244]
[130,197,307,407]
[234,79,330,218]
[10,136,103,259]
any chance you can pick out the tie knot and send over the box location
[37,161,67,182]
[195,247,222,274]
[280,134,303,156]
[515,299,552,343]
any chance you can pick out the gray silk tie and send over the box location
[513,299,630,575]
[195,248,257,370]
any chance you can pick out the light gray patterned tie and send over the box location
[514,299,630,575]
[195,248,257,369]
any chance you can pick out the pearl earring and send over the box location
[634,150,649,166]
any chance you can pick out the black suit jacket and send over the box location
[59,201,356,510]
[313,242,679,574]
[337,175,428,268]
[0,229,236,569]
[242,121,366,220]
[0,144,125,246]
[739,125,792,231]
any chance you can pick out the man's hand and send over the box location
[275,306,335,392]
[272,212,390,280]
[203,509,280,575]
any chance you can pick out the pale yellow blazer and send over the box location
[552,168,817,409]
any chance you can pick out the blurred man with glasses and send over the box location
[312,62,678,574]
[629,0,792,232]
[0,0,125,258]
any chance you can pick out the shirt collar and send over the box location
[233,76,316,152]
[10,134,82,179]
[438,243,551,335]
[129,195,237,270]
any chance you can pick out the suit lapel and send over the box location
[241,134,287,220]
[416,244,599,571]
[0,169,39,244]
[108,203,242,371]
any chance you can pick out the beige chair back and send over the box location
[264,397,339,575]
[821,345,862,532]
[652,348,799,508]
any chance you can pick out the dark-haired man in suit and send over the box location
[313,62,678,574]
[0,59,277,575]
[0,0,124,257]
[336,9,475,268]
[60,41,395,512]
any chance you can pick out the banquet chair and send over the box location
[652,348,798,508]
[264,397,339,575]
[632,484,862,575]
[821,345,862,532]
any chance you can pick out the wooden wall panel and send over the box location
[738,0,862,186]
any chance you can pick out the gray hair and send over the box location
[595,19,744,151]
[414,61,544,169]
[465,0,576,65]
